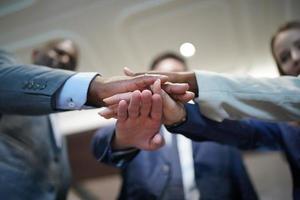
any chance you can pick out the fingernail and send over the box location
[98,108,111,116]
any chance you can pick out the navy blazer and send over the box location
[93,125,258,200]
[168,103,300,200]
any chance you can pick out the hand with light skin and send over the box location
[100,75,194,120]
[99,79,187,126]
[151,79,186,126]
[109,89,165,151]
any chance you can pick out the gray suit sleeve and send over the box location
[195,70,300,122]
[0,50,76,115]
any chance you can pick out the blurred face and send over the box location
[273,28,300,76]
[33,40,77,70]
[153,58,186,72]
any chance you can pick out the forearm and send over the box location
[195,71,300,122]
[0,63,74,115]
[167,103,281,150]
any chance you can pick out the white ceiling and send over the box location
[0,0,299,77]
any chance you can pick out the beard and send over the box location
[34,54,75,70]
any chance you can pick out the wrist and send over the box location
[184,72,198,97]
[165,113,187,128]
[111,131,134,150]
[86,75,105,107]
[164,107,187,126]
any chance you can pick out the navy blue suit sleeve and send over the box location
[91,124,139,168]
[167,103,282,150]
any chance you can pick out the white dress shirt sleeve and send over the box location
[56,72,98,110]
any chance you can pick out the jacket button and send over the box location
[28,82,34,89]
[162,165,169,173]
[40,84,47,90]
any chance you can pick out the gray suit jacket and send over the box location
[0,50,75,200]
[0,50,74,115]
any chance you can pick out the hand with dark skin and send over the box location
[86,73,194,107]
[86,74,167,107]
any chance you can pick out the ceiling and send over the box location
[0,0,299,77]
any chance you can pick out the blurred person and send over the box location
[32,38,79,71]
[0,38,79,200]
[93,52,258,200]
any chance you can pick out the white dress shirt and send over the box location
[161,126,200,200]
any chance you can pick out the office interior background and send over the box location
[0,0,300,199]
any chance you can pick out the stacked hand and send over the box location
[111,89,164,151]
[98,68,195,151]
[87,71,195,107]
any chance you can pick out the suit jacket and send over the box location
[0,50,74,115]
[0,115,71,200]
[194,70,300,122]
[92,125,258,200]
[168,103,300,200]
[0,50,75,200]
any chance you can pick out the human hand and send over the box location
[151,79,187,126]
[124,67,198,97]
[86,74,168,107]
[100,80,187,126]
[108,90,165,151]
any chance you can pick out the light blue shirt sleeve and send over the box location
[56,72,98,110]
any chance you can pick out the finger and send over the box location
[131,74,168,90]
[160,89,178,110]
[124,67,172,78]
[151,79,161,95]
[103,92,132,105]
[117,100,128,122]
[149,133,165,150]
[151,79,172,105]
[128,90,141,118]
[162,83,189,94]
[170,91,195,103]
[151,93,162,121]
[123,67,135,76]
[124,67,170,85]
[98,108,116,119]
[108,104,119,111]
[140,90,152,117]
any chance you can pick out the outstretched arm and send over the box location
[124,67,300,122]
[0,50,169,115]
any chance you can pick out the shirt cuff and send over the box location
[56,72,98,110]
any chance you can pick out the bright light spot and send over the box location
[180,42,196,57]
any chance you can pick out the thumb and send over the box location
[123,67,134,76]
[151,79,161,95]
[149,133,165,150]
